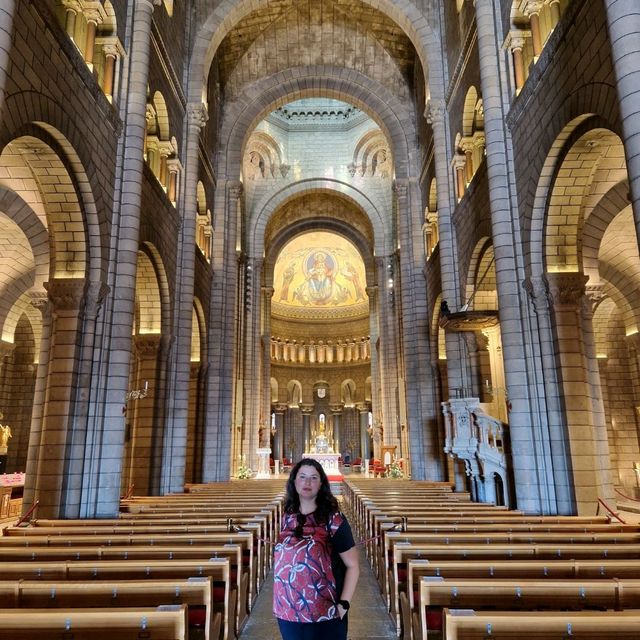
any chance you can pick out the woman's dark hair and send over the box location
[284,458,339,523]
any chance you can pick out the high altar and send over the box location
[305,414,342,479]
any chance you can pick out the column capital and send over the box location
[329,404,344,414]
[505,30,527,51]
[522,275,550,312]
[0,341,15,360]
[28,289,49,313]
[300,404,314,415]
[84,280,110,315]
[134,333,163,357]
[585,282,606,307]
[166,156,182,174]
[521,0,544,16]
[187,102,209,131]
[61,0,82,12]
[274,403,288,414]
[453,152,467,169]
[545,272,588,307]
[228,181,243,200]
[97,36,125,58]
[44,278,85,312]
[424,99,445,125]
[356,403,370,414]
[393,179,409,200]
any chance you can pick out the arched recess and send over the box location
[123,243,171,496]
[287,380,302,407]
[185,297,207,484]
[462,87,478,137]
[217,67,419,184]
[251,181,388,258]
[189,0,445,110]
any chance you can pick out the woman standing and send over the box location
[273,458,359,640]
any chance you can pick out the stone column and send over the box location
[547,272,610,514]
[159,102,207,495]
[474,0,557,512]
[0,0,15,121]
[273,404,287,461]
[20,292,48,513]
[99,38,124,102]
[507,31,526,93]
[524,1,544,58]
[453,153,467,200]
[242,256,264,471]
[583,284,614,502]
[261,286,275,448]
[522,275,572,513]
[374,255,399,445]
[204,181,241,481]
[549,0,561,27]
[301,405,313,454]
[330,405,343,455]
[78,0,160,516]
[425,100,466,392]
[357,403,370,461]
[603,1,640,247]
[84,8,104,69]
[62,0,81,41]
[127,334,161,496]
[31,279,84,518]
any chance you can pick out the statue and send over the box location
[0,424,11,449]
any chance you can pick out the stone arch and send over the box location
[251,180,387,258]
[428,179,438,212]
[341,379,356,406]
[2,292,43,353]
[135,243,171,335]
[287,379,302,407]
[543,127,624,273]
[151,91,170,140]
[191,297,207,363]
[196,180,207,216]
[464,238,496,311]
[189,0,444,109]
[462,86,479,137]
[217,67,419,183]
[524,82,622,273]
[0,95,106,281]
[582,180,631,280]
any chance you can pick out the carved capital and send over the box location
[44,278,85,312]
[134,333,163,357]
[229,181,243,200]
[523,275,550,312]
[545,272,588,307]
[425,99,445,125]
[585,283,606,308]
[28,290,49,313]
[84,281,110,313]
[393,179,409,200]
[0,341,16,360]
[187,102,209,131]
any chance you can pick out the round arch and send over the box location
[188,0,444,107]
[216,67,419,183]
[250,180,388,258]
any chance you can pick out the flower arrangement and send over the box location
[385,460,404,479]
[236,454,253,480]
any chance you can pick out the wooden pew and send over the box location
[404,559,640,640]
[18,578,220,640]
[2,528,259,610]
[418,577,625,640]
[0,605,189,639]
[441,608,640,639]
[0,558,232,640]
[0,543,246,636]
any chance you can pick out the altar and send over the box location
[305,413,343,480]
[306,452,342,480]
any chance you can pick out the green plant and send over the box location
[384,460,404,479]
[236,454,253,480]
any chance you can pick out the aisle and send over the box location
[239,546,397,640]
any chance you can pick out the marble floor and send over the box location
[239,546,397,640]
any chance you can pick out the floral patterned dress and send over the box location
[273,510,355,623]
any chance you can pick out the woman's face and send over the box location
[295,464,322,502]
